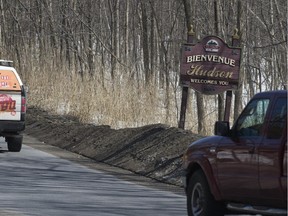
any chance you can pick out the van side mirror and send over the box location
[214,121,230,136]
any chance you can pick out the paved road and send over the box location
[0,135,259,216]
[0,136,187,216]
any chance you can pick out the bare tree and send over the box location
[182,0,205,134]
[0,0,286,132]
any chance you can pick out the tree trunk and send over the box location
[140,1,150,84]
[182,0,205,134]
[109,0,119,80]
[87,0,94,76]
[149,1,155,83]
[214,0,224,121]
[233,0,242,122]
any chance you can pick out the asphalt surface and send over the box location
[0,135,187,216]
[0,135,260,216]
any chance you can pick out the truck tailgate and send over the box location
[0,92,21,121]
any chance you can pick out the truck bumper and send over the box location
[0,121,25,134]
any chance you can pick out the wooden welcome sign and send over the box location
[180,36,241,95]
[178,32,242,129]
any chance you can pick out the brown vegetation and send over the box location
[0,0,286,135]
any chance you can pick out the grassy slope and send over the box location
[25,106,203,186]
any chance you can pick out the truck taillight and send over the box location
[21,97,26,113]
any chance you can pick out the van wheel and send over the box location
[187,170,225,216]
[7,136,23,152]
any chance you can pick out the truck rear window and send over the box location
[0,70,21,91]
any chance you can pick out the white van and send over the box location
[0,60,26,152]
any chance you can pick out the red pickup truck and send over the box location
[182,90,287,216]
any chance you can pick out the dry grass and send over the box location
[18,57,219,135]
[25,64,179,128]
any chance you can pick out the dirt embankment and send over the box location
[25,107,202,187]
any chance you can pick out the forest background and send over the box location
[0,0,286,135]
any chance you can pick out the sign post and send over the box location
[224,29,241,121]
[178,30,241,129]
[178,26,196,129]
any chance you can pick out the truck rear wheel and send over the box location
[187,170,225,216]
[7,136,23,152]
